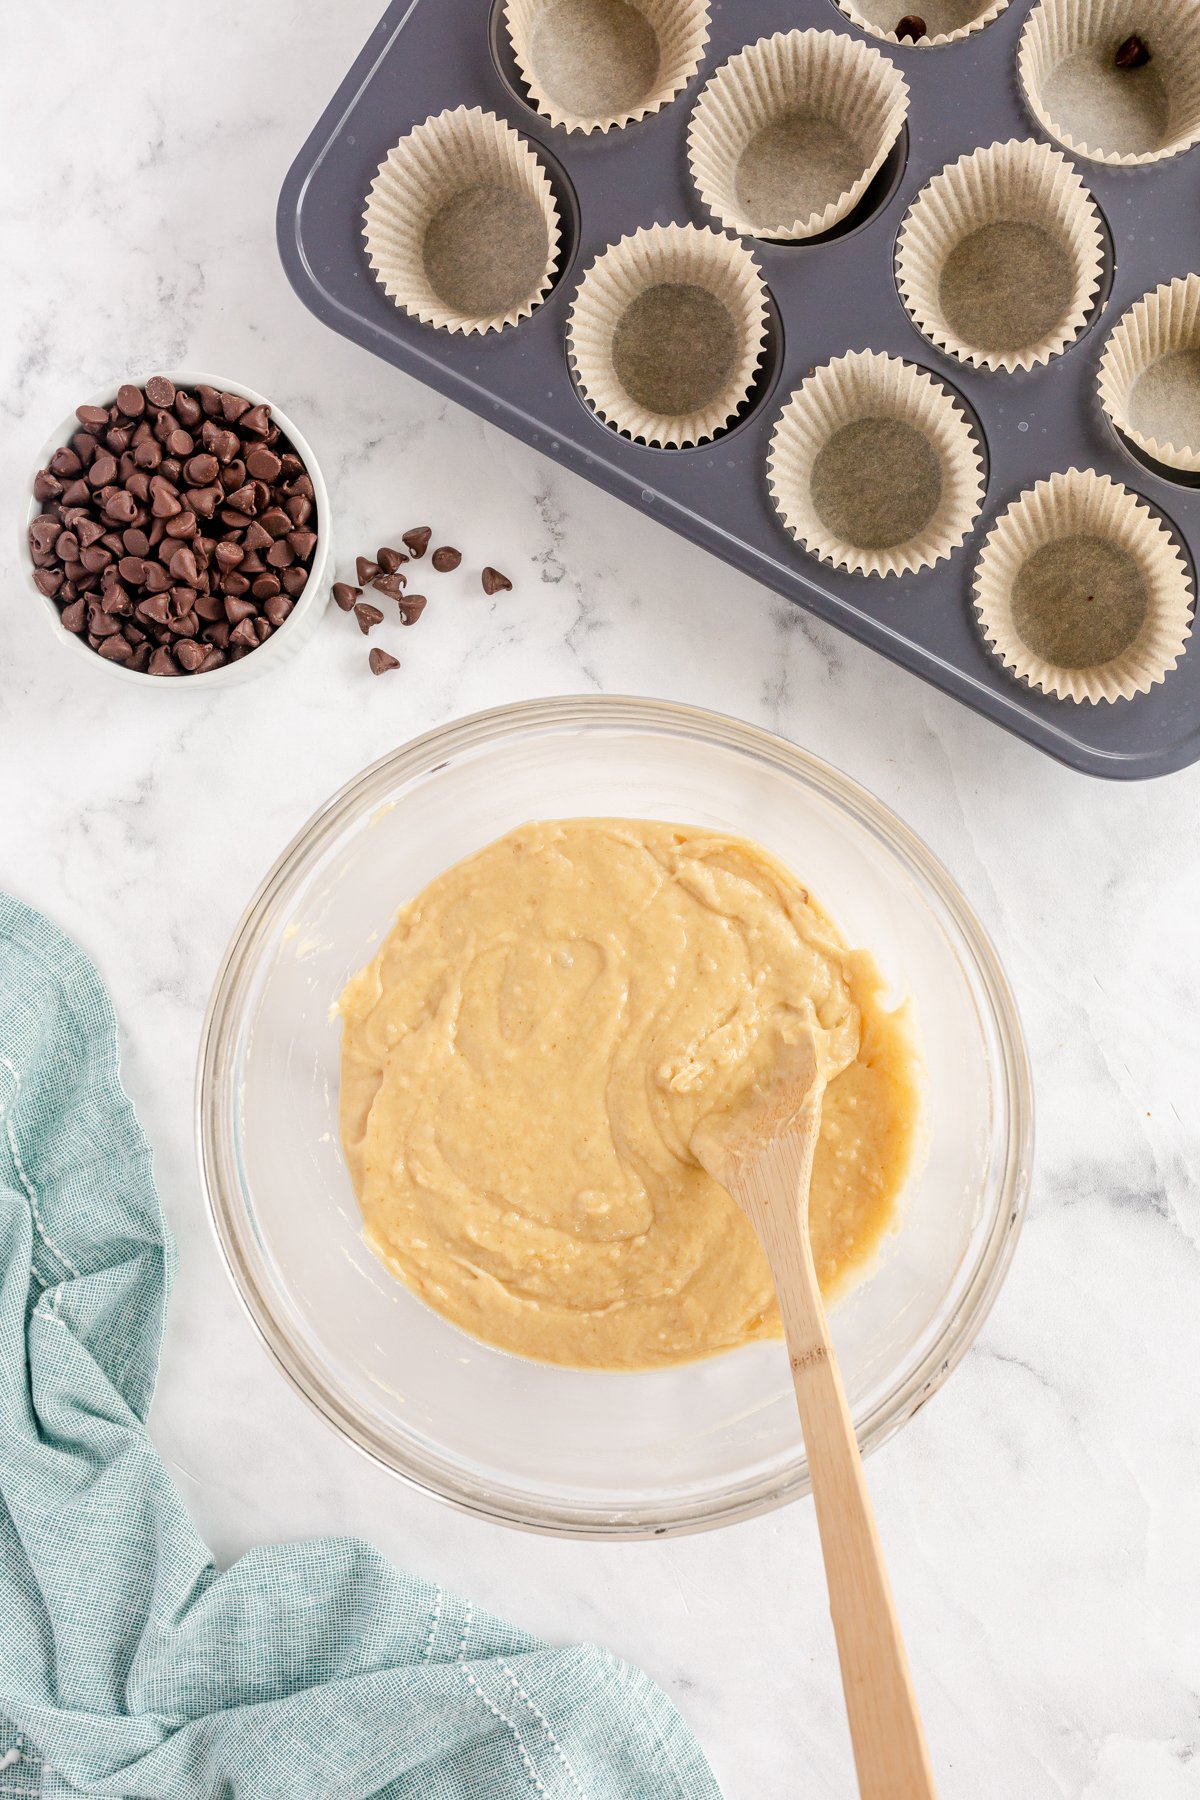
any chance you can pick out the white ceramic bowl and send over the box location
[20,369,331,688]
[198,697,1033,1537]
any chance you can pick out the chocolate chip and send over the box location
[281,567,309,596]
[397,593,427,626]
[87,453,118,489]
[145,376,176,409]
[369,647,400,675]
[372,571,407,600]
[431,546,461,572]
[50,445,82,478]
[895,13,926,38]
[251,573,282,600]
[332,582,360,611]
[240,403,271,436]
[245,445,282,482]
[34,567,63,598]
[264,592,294,628]
[175,391,202,429]
[28,516,62,555]
[402,526,431,558]
[104,491,138,524]
[76,404,109,431]
[33,469,63,503]
[481,566,512,594]
[354,602,384,634]
[60,597,87,632]
[1115,33,1150,68]
[174,639,206,671]
[377,546,408,573]
[288,528,317,561]
[355,556,380,585]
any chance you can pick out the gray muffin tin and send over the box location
[278,0,1200,779]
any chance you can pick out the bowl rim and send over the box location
[19,368,331,688]
[196,694,1034,1538]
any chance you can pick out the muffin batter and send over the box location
[339,820,919,1369]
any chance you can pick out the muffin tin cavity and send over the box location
[767,351,985,577]
[363,107,562,332]
[1099,275,1200,480]
[895,138,1105,373]
[688,29,909,241]
[833,0,1012,50]
[973,470,1194,703]
[567,224,770,447]
[1019,0,1200,166]
[281,0,1200,777]
[503,0,710,133]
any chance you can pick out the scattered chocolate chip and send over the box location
[481,566,512,594]
[431,545,461,573]
[397,593,427,626]
[372,571,407,600]
[29,378,320,677]
[1114,33,1150,68]
[402,526,431,558]
[332,581,360,611]
[377,546,408,574]
[354,602,385,634]
[895,13,926,38]
[369,647,400,675]
[355,555,380,585]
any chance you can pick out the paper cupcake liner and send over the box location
[766,350,986,578]
[1019,0,1200,167]
[566,223,769,448]
[1098,274,1200,473]
[832,0,1012,50]
[363,107,561,335]
[687,29,909,242]
[974,469,1193,702]
[504,0,710,134]
[895,137,1104,374]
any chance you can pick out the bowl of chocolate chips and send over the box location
[23,372,331,683]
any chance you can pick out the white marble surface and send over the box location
[3,5,1200,1795]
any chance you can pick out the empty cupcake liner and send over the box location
[973,469,1193,702]
[1019,0,1200,167]
[504,0,710,133]
[832,0,1012,50]
[895,137,1105,374]
[566,223,769,448]
[766,350,986,578]
[363,107,560,334]
[687,29,910,242]
[1098,274,1200,472]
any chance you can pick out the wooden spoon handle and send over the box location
[781,1268,938,1800]
[735,1133,938,1800]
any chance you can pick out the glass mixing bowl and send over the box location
[198,697,1032,1537]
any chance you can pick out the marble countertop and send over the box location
[3,5,1198,1795]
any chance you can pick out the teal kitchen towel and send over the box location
[0,895,723,1800]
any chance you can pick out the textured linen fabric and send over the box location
[0,895,723,1800]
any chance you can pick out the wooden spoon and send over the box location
[692,1030,938,1800]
